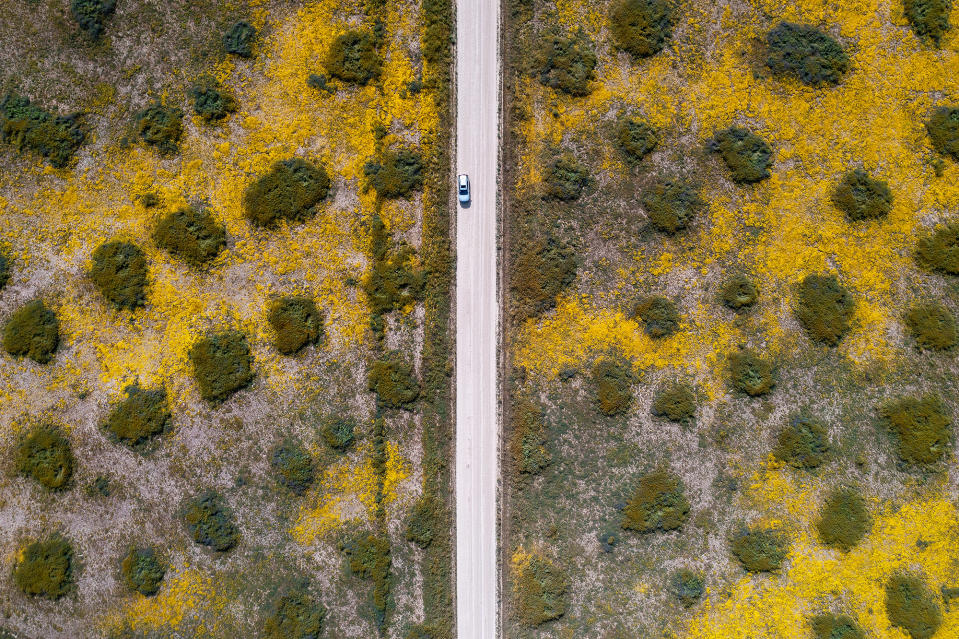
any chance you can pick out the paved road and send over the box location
[454,0,499,635]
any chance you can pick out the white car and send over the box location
[457,174,470,204]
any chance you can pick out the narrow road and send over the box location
[454,0,500,635]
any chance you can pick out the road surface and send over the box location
[454,0,500,635]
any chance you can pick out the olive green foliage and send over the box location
[614,116,658,164]
[363,214,426,320]
[905,0,954,46]
[927,106,959,160]
[633,295,680,337]
[708,127,773,183]
[364,148,424,199]
[244,158,331,227]
[832,169,893,221]
[880,394,953,470]
[622,471,690,533]
[509,397,551,474]
[15,424,74,491]
[13,535,74,599]
[773,414,830,470]
[543,154,590,201]
[325,31,382,85]
[368,351,420,409]
[188,330,254,403]
[320,415,355,452]
[120,547,166,596]
[515,555,567,626]
[153,207,227,267]
[0,250,10,290]
[340,533,392,627]
[270,439,315,495]
[765,22,849,86]
[905,301,957,350]
[511,235,577,318]
[795,274,855,345]
[223,21,256,58]
[731,527,789,572]
[810,613,865,639]
[2,299,60,364]
[135,103,184,155]
[306,74,333,94]
[405,626,436,639]
[916,221,959,274]
[609,0,675,58]
[728,348,775,396]
[181,491,239,552]
[262,587,327,639]
[651,382,696,423]
[885,573,942,639]
[405,495,439,548]
[102,384,171,450]
[190,85,237,122]
[71,0,116,38]
[90,241,148,309]
[816,487,871,552]
[592,357,633,416]
[268,296,324,355]
[642,178,705,234]
[0,94,85,168]
[670,568,704,608]
[534,29,597,96]
[721,274,759,310]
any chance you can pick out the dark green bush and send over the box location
[905,301,957,350]
[622,470,689,533]
[0,249,10,290]
[270,439,315,495]
[325,31,382,85]
[190,85,237,122]
[135,103,183,155]
[320,415,355,452]
[268,296,324,355]
[632,295,680,337]
[880,394,953,470]
[181,491,239,552]
[916,221,959,274]
[405,494,439,548]
[670,568,704,608]
[598,524,620,553]
[515,555,567,626]
[721,274,759,310]
[609,0,675,58]
[795,274,855,346]
[90,240,148,310]
[368,351,420,409]
[765,22,849,86]
[815,487,871,552]
[708,127,773,183]
[102,384,171,451]
[773,414,830,470]
[509,397,551,474]
[614,116,658,164]
[120,547,166,596]
[810,613,865,639]
[534,29,597,96]
[71,0,116,38]
[262,586,327,639]
[3,299,60,364]
[651,382,696,423]
[189,330,254,403]
[905,0,953,46]
[306,73,333,94]
[543,155,590,201]
[512,235,577,318]
[15,423,74,491]
[0,94,85,168]
[405,625,436,639]
[832,169,892,221]
[885,573,942,639]
[731,527,789,572]
[363,214,426,320]
[244,158,331,227]
[339,532,392,627]
[223,21,256,58]
[927,107,959,160]
[592,357,633,416]
[13,535,74,599]
[153,206,227,267]
[364,148,423,199]
[728,348,775,396]
[642,178,705,234]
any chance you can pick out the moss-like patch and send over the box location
[592,357,633,416]
[609,0,675,59]
[927,106,959,161]
[71,0,116,38]
[339,532,392,627]
[320,415,356,452]
[642,178,705,234]
[651,382,696,423]
[509,397,551,474]
[325,31,382,85]
[268,296,324,355]
[708,127,773,183]
[364,148,423,199]
[101,384,171,451]
[181,491,239,552]
[731,527,789,573]
[368,351,420,409]
[511,234,577,319]
[190,84,237,122]
[810,613,865,639]
[153,206,227,267]
[363,214,426,322]
[15,423,74,491]
[515,555,567,626]
[906,0,954,46]
[270,439,315,496]
[880,394,953,470]
[223,20,256,58]
[405,626,436,639]
[905,301,957,350]
[13,535,74,599]
[244,158,331,227]
[622,471,689,533]
[632,295,680,337]
[89,240,148,310]
[262,586,327,639]
[765,22,849,86]
[721,274,759,310]
[670,568,704,608]
[188,330,254,403]
[543,154,590,201]
[0,249,10,291]
[405,494,440,548]
[534,29,597,96]
[916,221,959,274]
[134,103,183,155]
[728,348,775,396]
[120,547,166,596]
[816,487,871,552]
[885,573,942,639]
[795,274,855,346]
[0,93,85,168]
[831,169,892,221]
[2,299,59,364]
[614,116,658,164]
[773,414,830,470]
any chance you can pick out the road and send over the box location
[454,0,500,634]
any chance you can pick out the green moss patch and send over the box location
[224,21,256,58]
[905,301,957,350]
[120,547,166,596]
[268,296,324,355]
[622,471,689,533]
[543,154,590,201]
[188,330,254,403]
[651,382,696,423]
[71,0,116,38]
[810,613,865,639]
[3,299,60,364]
[405,494,440,548]
[927,106,959,161]
[340,532,392,627]
[708,127,773,183]
[244,158,331,227]
[134,103,183,155]
[262,586,327,639]
[670,568,704,608]
[364,148,423,199]
[765,22,849,86]
[815,487,871,552]
[795,274,855,346]
[917,221,959,274]
[102,384,171,451]
[515,555,567,626]
[880,394,953,470]
[181,491,239,552]
[728,348,775,396]
[885,573,942,639]
[90,240,148,310]
[320,415,355,452]
[773,414,830,470]
[270,439,315,495]
[614,116,658,164]
[642,178,705,234]
[15,423,74,491]
[534,29,597,96]
[721,274,759,310]
[13,535,74,599]
[0,94,85,168]
[731,527,789,573]
[609,0,675,59]
[0,250,10,290]
[325,31,382,85]
[906,0,954,46]
[509,397,551,474]
[511,235,577,318]
[190,85,237,122]
[633,295,680,338]
[832,169,892,221]
[368,351,420,409]
[153,207,227,267]
[363,214,426,321]
[592,357,633,416]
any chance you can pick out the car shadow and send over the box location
[460,199,472,209]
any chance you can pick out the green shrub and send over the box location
[916,221,959,274]
[765,22,849,86]
[0,94,85,168]
[515,555,567,626]
[592,357,633,416]
[90,241,148,310]
[325,31,382,85]
[363,214,426,321]
[0,249,10,290]
[405,495,439,548]
[622,470,689,533]
[268,296,324,355]
[306,73,333,94]
[721,274,759,310]
[188,330,254,403]
[270,439,315,495]
[120,547,166,596]
[905,0,953,46]
[832,169,893,221]
[795,274,855,346]
[534,29,597,96]
[181,491,239,552]
[364,148,423,199]
[262,586,327,639]
[815,487,871,552]
[368,351,420,409]
[190,85,237,122]
[905,301,957,350]
[15,423,74,491]
[71,0,116,38]
[633,295,680,338]
[13,535,74,599]
[927,106,959,161]
[509,397,551,474]
[773,414,830,470]
[340,532,392,627]
[669,568,704,608]
[405,625,436,639]
[885,573,942,639]
[614,116,658,164]
[102,384,171,451]
[512,235,577,318]
[880,394,953,470]
[223,21,256,58]
[642,178,706,234]
[651,382,696,423]
[708,127,773,183]
[598,524,621,553]
[321,415,355,452]
[3,299,59,364]
[609,0,675,58]
[153,206,227,267]
[731,527,789,572]
[810,613,865,639]
[244,158,331,227]
[135,103,183,155]
[728,348,775,396]
[543,154,590,201]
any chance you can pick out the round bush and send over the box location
[614,116,658,165]
[190,85,237,122]
[880,394,953,470]
[816,487,871,552]
[325,31,382,85]
[927,106,959,161]
[534,29,597,96]
[244,158,331,227]
[321,415,356,452]
[731,527,789,573]
[262,587,327,639]
[810,613,865,639]
[765,22,849,86]
[669,568,704,608]
[3,299,59,364]
[609,0,675,58]
[102,384,171,451]
[15,423,74,491]
[728,348,775,396]
[13,535,74,599]
[270,439,315,495]
[622,471,689,533]
[0,94,86,169]
[885,573,942,639]
[642,178,705,234]
[120,547,166,596]
[905,301,957,350]
[224,21,256,58]
[71,0,116,38]
[632,295,680,337]
[268,296,324,355]
[721,274,759,310]
[0,249,11,290]
[708,127,773,183]
[592,357,633,416]
[515,555,567,626]
[651,382,696,423]
[189,330,254,403]
[832,169,892,221]
[181,491,239,552]
[916,221,959,274]
[906,0,954,46]
[773,414,830,470]
[135,103,183,155]
[90,241,148,310]
[542,154,590,202]
[153,206,227,267]
[795,274,855,346]
[368,351,420,409]
[363,148,423,199]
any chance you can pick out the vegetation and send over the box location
[0,249,9,290]
[765,22,849,86]
[188,330,255,403]
[102,384,171,451]
[0,94,85,168]
[815,487,871,552]
[592,357,633,416]
[134,103,184,155]
[632,295,680,337]
[721,274,759,310]
[406,495,440,548]
[153,206,227,267]
[651,382,696,423]
[773,414,830,470]
[614,116,658,164]
[916,221,959,274]
[810,613,865,639]
[190,84,237,122]
[543,154,590,201]
[120,547,166,596]
[795,274,855,346]
[642,178,705,234]
[320,415,355,452]
[340,533,392,627]
[927,106,959,161]
[885,573,942,639]
[13,535,74,599]
[880,394,953,470]
[268,296,324,355]
[831,169,892,221]
[364,148,424,199]
[515,555,567,626]
[244,158,331,227]
[509,397,551,474]
[15,423,74,491]
[223,21,256,58]
[728,348,776,396]
[905,0,954,46]
[731,527,789,573]
[905,301,957,350]
[262,586,327,639]
[609,0,676,59]
[181,491,240,552]
[325,31,382,85]
[533,29,597,96]
[270,439,315,495]
[368,351,420,409]
[511,235,577,319]
[70,0,116,38]
[622,470,689,533]
[89,241,148,310]
[708,127,773,183]
[2,299,60,364]
[363,214,426,322]
[669,568,704,608]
